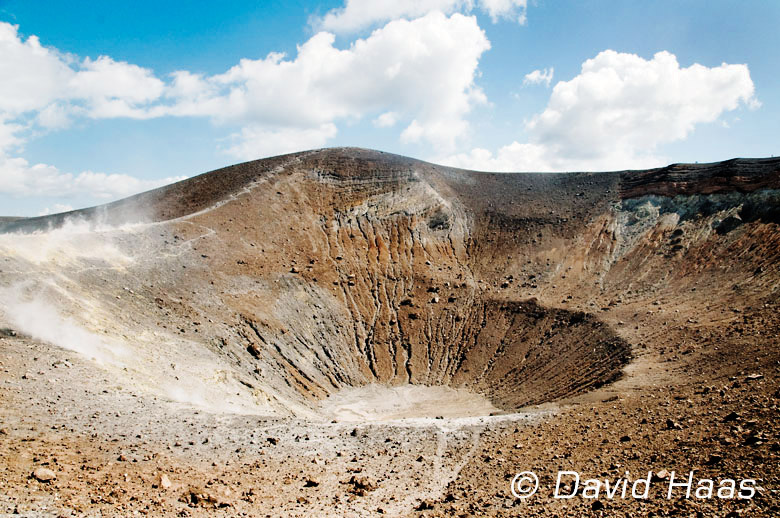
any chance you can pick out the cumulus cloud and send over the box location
[70,56,166,119]
[223,123,338,160]
[479,0,527,24]
[35,103,72,129]
[0,23,164,123]
[523,67,553,87]
[171,13,490,152]
[313,0,527,33]
[2,14,489,154]
[443,50,759,172]
[315,0,471,33]
[0,23,73,116]
[442,142,551,172]
[529,51,758,162]
[37,203,74,216]
[373,111,399,128]
[0,156,186,199]
[0,117,24,155]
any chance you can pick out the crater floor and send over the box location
[318,385,501,422]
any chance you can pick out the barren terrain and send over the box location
[0,148,778,517]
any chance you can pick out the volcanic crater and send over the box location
[1,148,778,517]
[0,148,643,418]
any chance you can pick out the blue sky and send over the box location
[0,0,777,216]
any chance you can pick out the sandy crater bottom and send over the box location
[318,384,502,422]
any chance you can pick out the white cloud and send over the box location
[69,56,165,119]
[530,51,758,161]
[315,0,472,33]
[35,103,72,129]
[0,117,24,154]
[400,117,471,150]
[0,23,73,115]
[523,67,553,87]
[441,142,550,172]
[71,56,164,105]
[166,70,217,101]
[0,156,186,200]
[443,50,759,172]
[373,111,399,128]
[313,0,527,33]
[479,0,527,24]
[169,12,490,151]
[0,23,164,124]
[1,14,490,163]
[37,203,74,216]
[224,123,338,160]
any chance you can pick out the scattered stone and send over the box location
[347,475,377,496]
[743,431,766,446]
[185,486,233,508]
[32,467,56,482]
[652,470,670,482]
[159,473,172,489]
[303,477,320,488]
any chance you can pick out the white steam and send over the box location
[0,285,129,365]
[0,214,280,416]
[0,217,136,266]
